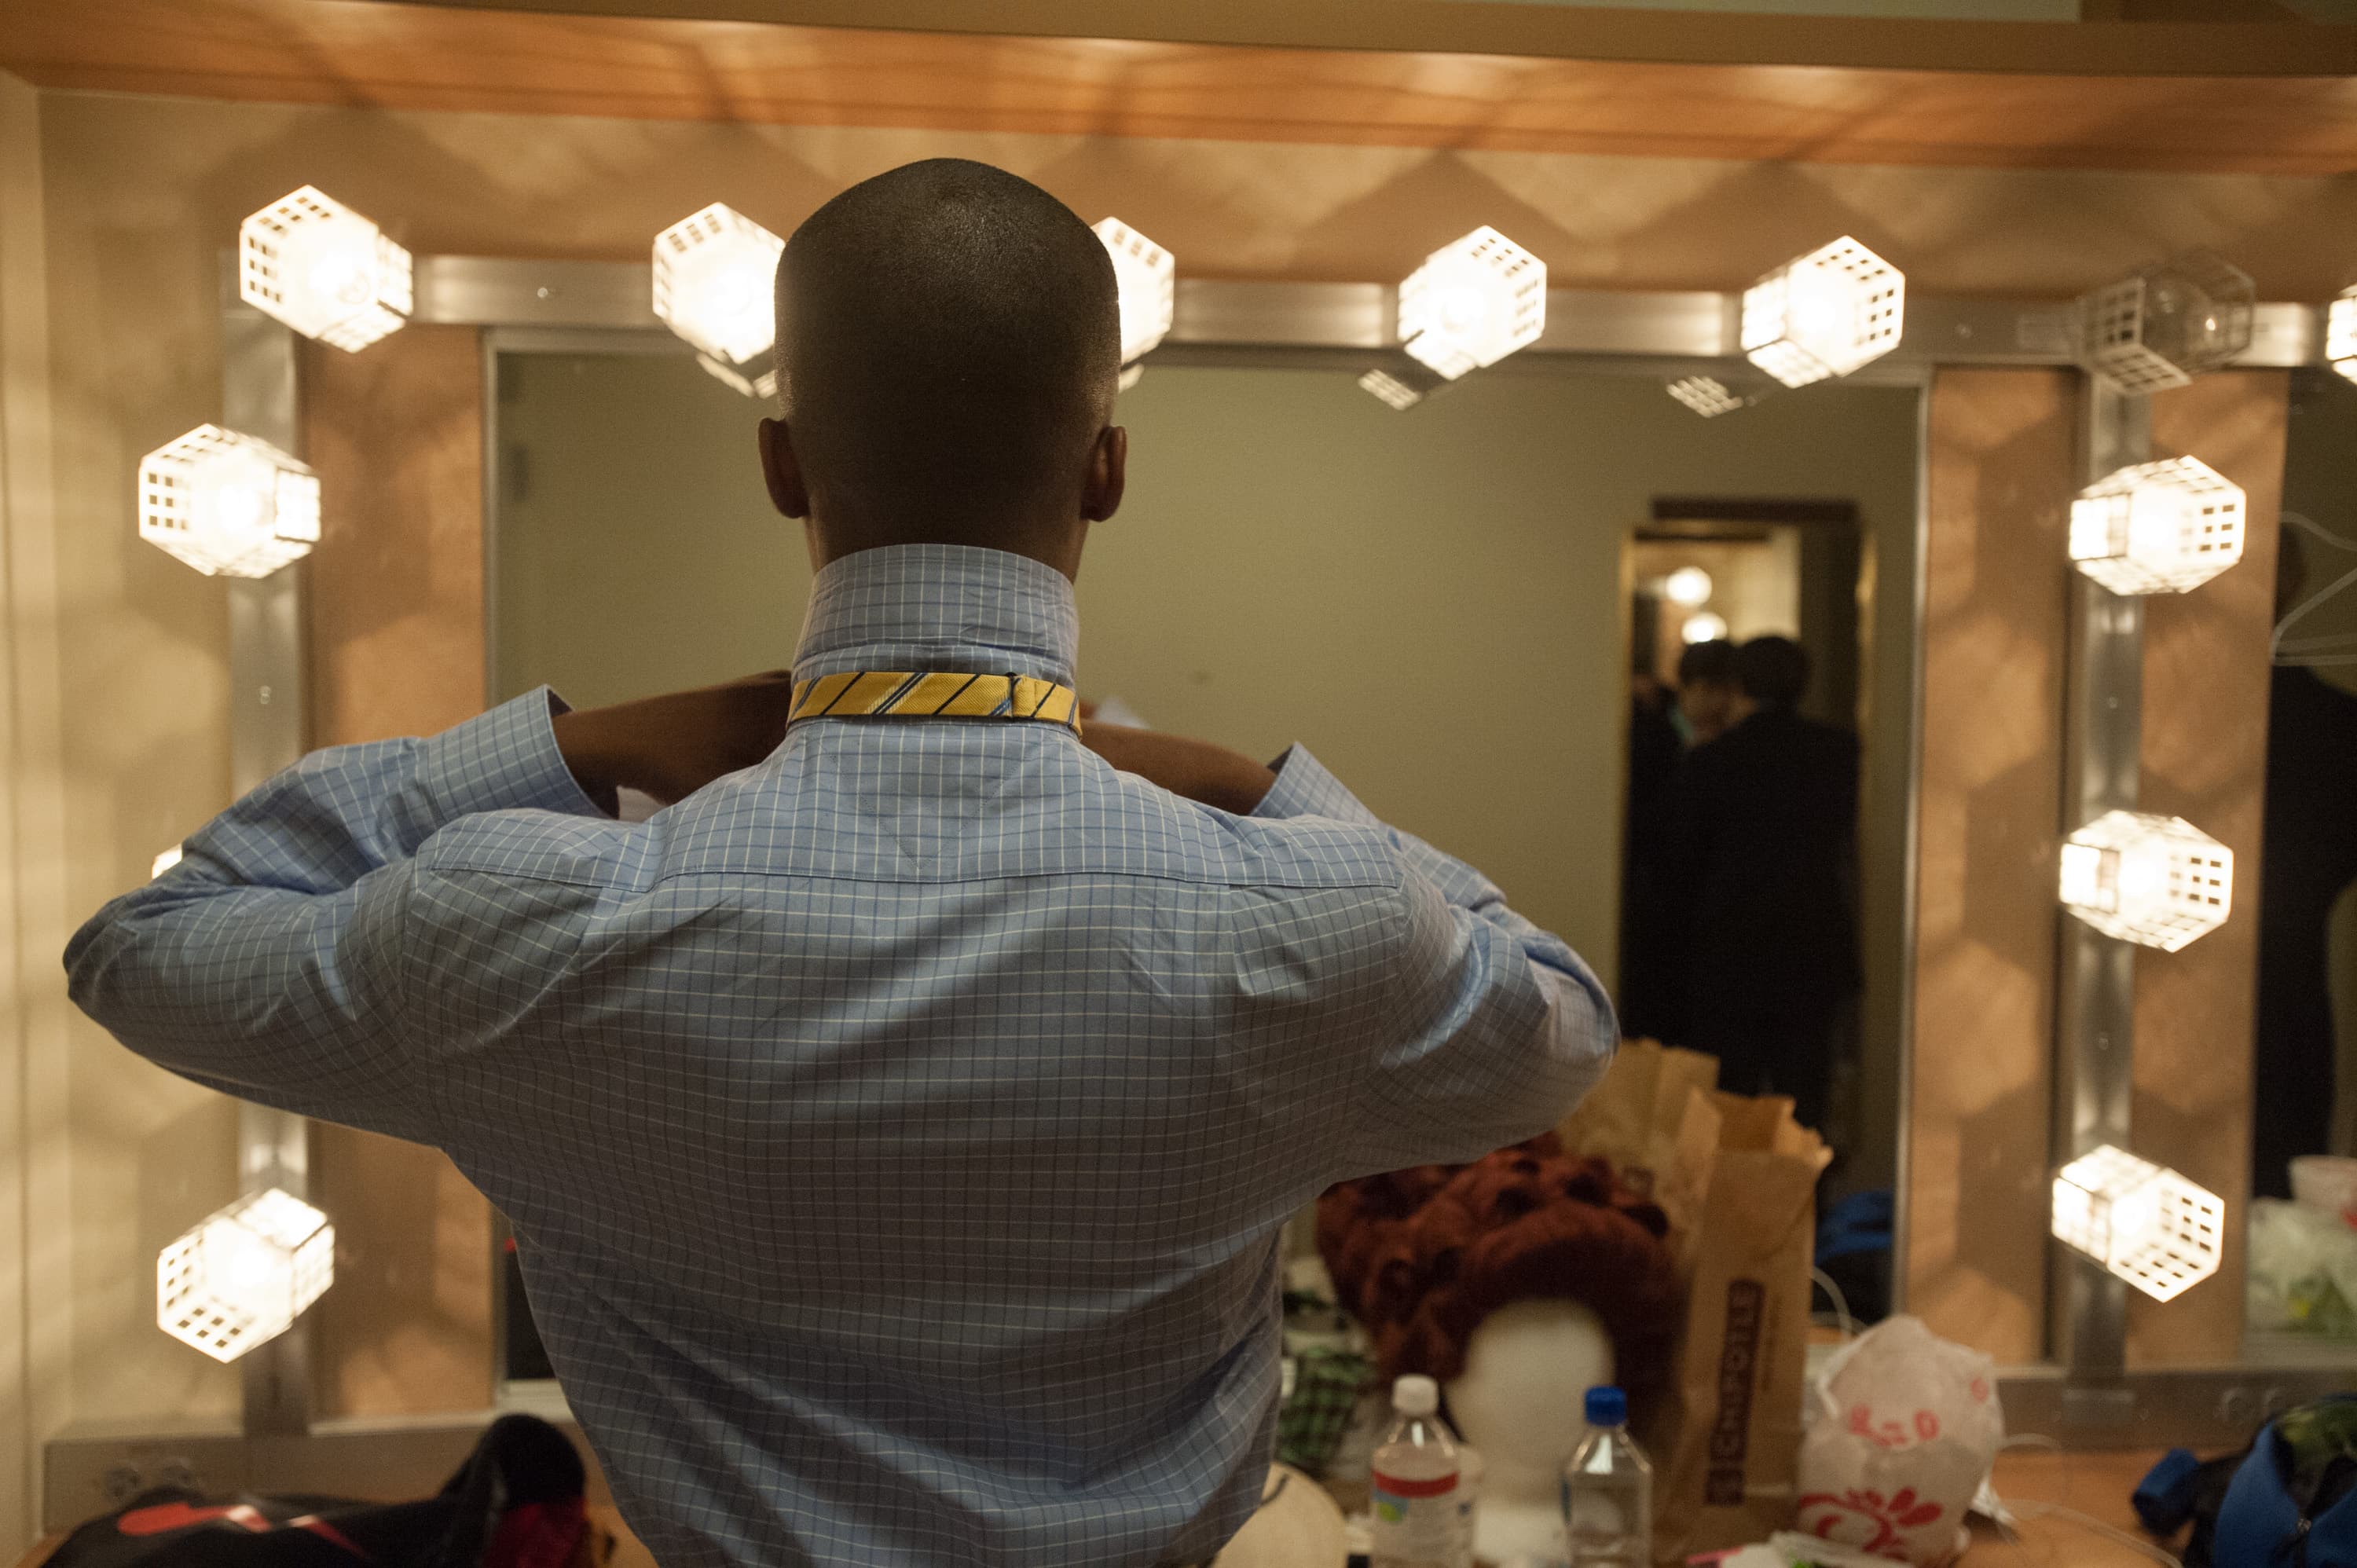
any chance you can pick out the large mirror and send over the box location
[485,335,1926,1379]
[2245,364,2357,1360]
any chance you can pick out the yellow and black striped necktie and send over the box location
[787,671,1083,732]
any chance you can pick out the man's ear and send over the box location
[1081,425,1127,523]
[758,417,810,519]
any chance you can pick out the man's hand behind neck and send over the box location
[552,683,1274,820]
[552,672,800,812]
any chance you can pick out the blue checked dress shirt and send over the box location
[68,544,1615,1568]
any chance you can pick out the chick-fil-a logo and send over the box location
[1796,1486,1946,1557]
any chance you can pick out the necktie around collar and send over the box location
[788,671,1083,732]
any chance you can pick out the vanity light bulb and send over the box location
[1740,237,1904,389]
[2051,1145,2223,1303]
[2069,456,2245,596]
[2058,808,2232,952]
[652,203,786,399]
[2327,288,2357,385]
[1666,376,1749,419]
[137,425,322,579]
[2077,250,2256,395]
[1397,226,1547,381]
[1681,611,1730,645]
[238,186,412,352]
[1094,218,1176,369]
[156,1188,335,1363]
[1664,566,1714,607]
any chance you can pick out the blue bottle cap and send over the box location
[1585,1386,1628,1427]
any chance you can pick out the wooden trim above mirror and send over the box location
[2,0,2353,176]
[412,0,2357,79]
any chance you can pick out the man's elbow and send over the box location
[61,898,159,1039]
[1530,984,1618,1127]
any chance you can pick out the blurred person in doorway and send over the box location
[1673,638,1741,746]
[1619,639,1736,1040]
[1650,635,1860,1135]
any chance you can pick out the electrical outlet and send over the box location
[97,1455,202,1506]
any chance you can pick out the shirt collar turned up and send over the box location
[792,543,1080,690]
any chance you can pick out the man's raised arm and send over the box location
[1249,743,1618,1171]
[64,690,613,1138]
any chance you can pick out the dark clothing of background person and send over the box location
[2252,664,2357,1198]
[1618,680,1686,1041]
[1651,707,1861,1133]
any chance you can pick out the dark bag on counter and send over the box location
[46,1415,601,1568]
[2212,1398,2357,1568]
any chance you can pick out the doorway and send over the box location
[1619,498,1890,1310]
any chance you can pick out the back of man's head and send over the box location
[1677,639,1737,691]
[775,160,1120,546]
[1735,636,1811,710]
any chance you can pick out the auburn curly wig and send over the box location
[1316,1134,1682,1419]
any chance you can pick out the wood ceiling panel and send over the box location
[2,0,2354,175]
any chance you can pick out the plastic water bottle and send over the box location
[1371,1374,1464,1568]
[1562,1387,1651,1568]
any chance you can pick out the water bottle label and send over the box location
[1565,1489,1629,1537]
[1371,1469,1459,1559]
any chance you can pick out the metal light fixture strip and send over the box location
[2055,379,2150,1398]
[412,256,2330,369]
[218,256,316,1438]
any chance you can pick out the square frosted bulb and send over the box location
[1397,226,1547,381]
[1358,368,1426,411]
[239,186,412,353]
[652,204,786,389]
[2070,456,2245,596]
[1667,376,1747,418]
[138,425,321,579]
[2060,808,2232,952]
[1741,237,1905,389]
[2328,289,2357,386]
[2051,1145,2223,1303]
[1094,218,1176,368]
[157,1189,334,1363]
[2077,251,2255,395]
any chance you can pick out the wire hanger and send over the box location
[2274,511,2357,670]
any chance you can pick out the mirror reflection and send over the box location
[2247,365,2357,1349]
[489,347,1923,1374]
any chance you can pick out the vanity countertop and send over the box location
[14,1450,2177,1568]
[1959,1448,2172,1568]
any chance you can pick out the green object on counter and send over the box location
[2278,1400,2357,1492]
[1276,1346,1375,1475]
[2286,1273,2357,1337]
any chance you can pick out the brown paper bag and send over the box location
[1555,1039,1718,1210]
[1561,1045,1829,1565]
[1651,1090,1829,1563]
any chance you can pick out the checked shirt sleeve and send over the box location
[64,688,610,1141]
[1256,742,1618,1172]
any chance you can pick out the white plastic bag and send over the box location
[1794,1316,2004,1566]
[2248,1196,2357,1337]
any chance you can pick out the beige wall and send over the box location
[24,82,2357,1440]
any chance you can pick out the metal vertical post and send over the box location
[2053,379,2148,1403]
[220,259,316,1436]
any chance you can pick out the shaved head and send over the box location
[763,159,1126,571]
